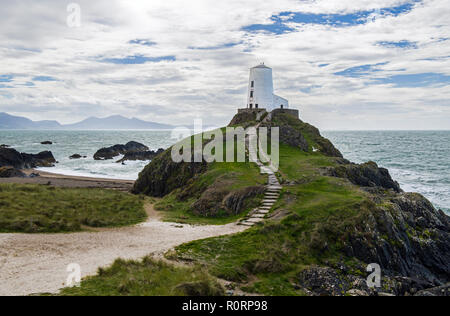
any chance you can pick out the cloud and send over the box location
[0,0,448,129]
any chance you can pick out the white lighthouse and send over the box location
[246,64,289,111]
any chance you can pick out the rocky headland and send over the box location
[133,109,449,296]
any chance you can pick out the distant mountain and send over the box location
[63,115,173,130]
[0,112,61,129]
[0,113,173,130]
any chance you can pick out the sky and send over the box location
[0,0,449,130]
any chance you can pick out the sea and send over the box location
[0,130,448,214]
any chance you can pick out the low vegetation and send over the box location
[0,183,146,233]
[155,161,266,225]
[59,257,224,296]
[172,144,369,295]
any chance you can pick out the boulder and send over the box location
[41,141,53,145]
[21,151,56,168]
[0,144,9,148]
[0,166,26,178]
[0,147,56,169]
[116,148,164,163]
[94,141,149,160]
[69,154,86,159]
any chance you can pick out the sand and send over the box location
[0,173,247,296]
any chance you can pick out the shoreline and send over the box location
[0,169,135,191]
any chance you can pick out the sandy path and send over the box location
[0,206,246,296]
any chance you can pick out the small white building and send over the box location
[246,64,289,111]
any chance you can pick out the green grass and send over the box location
[0,183,146,233]
[155,161,266,225]
[59,257,224,296]
[172,145,370,295]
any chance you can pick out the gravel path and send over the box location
[0,205,246,296]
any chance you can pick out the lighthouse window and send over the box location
[251,81,254,88]
[250,91,254,98]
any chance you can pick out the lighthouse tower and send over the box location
[246,63,289,111]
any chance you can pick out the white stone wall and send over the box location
[273,94,289,109]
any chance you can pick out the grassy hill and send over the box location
[61,110,450,296]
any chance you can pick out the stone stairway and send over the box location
[239,127,282,227]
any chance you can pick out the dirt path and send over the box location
[0,203,247,296]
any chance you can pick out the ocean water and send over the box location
[323,131,450,214]
[1,130,448,214]
[0,130,174,180]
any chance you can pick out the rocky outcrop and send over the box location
[223,186,266,214]
[94,141,149,160]
[116,148,164,163]
[21,151,56,168]
[228,110,266,127]
[0,147,56,169]
[279,125,309,151]
[328,161,402,193]
[192,184,265,217]
[0,166,26,178]
[41,141,53,145]
[132,149,208,197]
[69,154,86,159]
[342,193,450,286]
[415,284,450,296]
[0,144,9,148]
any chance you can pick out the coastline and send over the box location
[0,169,135,191]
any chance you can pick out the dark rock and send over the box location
[116,148,164,163]
[228,110,264,128]
[191,183,265,217]
[174,281,225,296]
[0,144,9,148]
[223,186,266,215]
[0,166,26,178]
[41,141,53,145]
[69,154,83,159]
[344,193,450,285]
[21,151,56,168]
[298,266,351,296]
[279,125,309,151]
[94,141,149,160]
[415,283,450,296]
[132,148,207,197]
[328,161,402,193]
[0,147,56,168]
[0,148,24,168]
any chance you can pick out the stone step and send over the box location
[239,222,254,227]
[246,217,264,223]
[262,200,277,203]
[252,214,266,218]
[267,186,282,190]
[256,210,270,214]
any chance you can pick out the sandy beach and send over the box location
[0,172,247,296]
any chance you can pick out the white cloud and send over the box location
[0,0,448,129]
